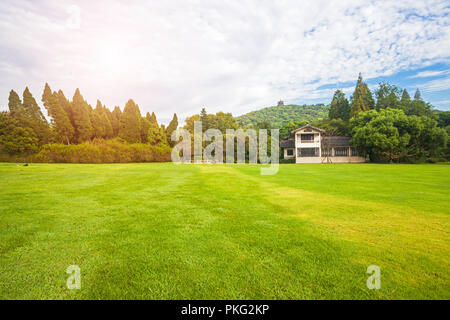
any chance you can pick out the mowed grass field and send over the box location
[0,163,449,300]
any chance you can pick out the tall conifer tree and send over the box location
[42,83,74,144]
[16,87,51,145]
[414,88,422,100]
[147,111,166,146]
[91,100,107,139]
[57,90,74,126]
[328,90,350,121]
[140,116,151,143]
[110,106,122,137]
[166,113,178,146]
[401,89,411,102]
[119,99,141,143]
[350,73,374,118]
[8,90,22,113]
[102,104,113,138]
[72,88,93,142]
[22,87,46,121]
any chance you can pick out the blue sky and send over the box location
[310,62,450,108]
[0,0,449,124]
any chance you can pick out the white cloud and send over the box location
[409,70,450,78]
[418,76,450,93]
[65,4,81,30]
[0,0,449,122]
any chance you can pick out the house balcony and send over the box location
[297,140,320,148]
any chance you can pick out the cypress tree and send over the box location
[110,106,122,137]
[147,112,165,145]
[42,83,74,144]
[328,90,350,121]
[166,113,178,146]
[200,108,208,131]
[22,87,46,121]
[91,100,107,139]
[150,112,158,127]
[8,90,22,114]
[16,87,51,145]
[140,117,151,143]
[351,96,365,118]
[52,92,74,144]
[72,88,93,142]
[414,88,422,100]
[350,73,374,118]
[408,88,431,116]
[159,125,169,147]
[42,83,53,112]
[119,99,141,143]
[57,90,74,126]
[398,89,412,116]
[102,105,114,138]
[401,89,411,102]
[150,112,157,124]
[89,100,113,139]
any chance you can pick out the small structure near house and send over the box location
[277,100,284,106]
[280,124,367,164]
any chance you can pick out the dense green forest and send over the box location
[0,84,178,163]
[236,104,329,129]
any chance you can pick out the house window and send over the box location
[334,147,348,156]
[299,147,319,157]
[287,149,294,156]
[301,134,314,142]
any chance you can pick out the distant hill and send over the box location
[236,104,329,128]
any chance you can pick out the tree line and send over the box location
[181,108,278,161]
[328,73,436,120]
[0,84,179,162]
[1,75,448,164]
[319,74,448,162]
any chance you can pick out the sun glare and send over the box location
[96,44,127,75]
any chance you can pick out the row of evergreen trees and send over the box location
[3,84,179,154]
[328,73,432,121]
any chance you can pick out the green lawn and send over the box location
[0,163,449,299]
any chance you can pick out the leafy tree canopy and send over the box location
[350,108,447,162]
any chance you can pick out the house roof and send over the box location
[291,124,325,134]
[280,139,295,148]
[322,136,351,147]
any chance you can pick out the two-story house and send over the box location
[280,124,366,163]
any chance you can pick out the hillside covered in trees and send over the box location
[0,84,179,163]
[236,104,329,129]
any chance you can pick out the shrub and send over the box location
[32,138,172,163]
